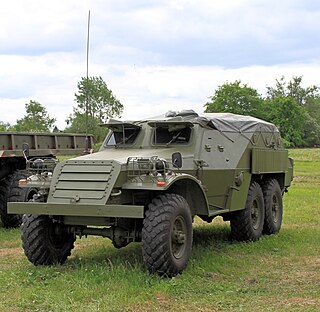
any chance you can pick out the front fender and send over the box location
[122,173,210,217]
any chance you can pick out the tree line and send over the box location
[0,77,123,143]
[1,75,319,147]
[205,76,320,147]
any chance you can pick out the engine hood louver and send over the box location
[48,160,120,205]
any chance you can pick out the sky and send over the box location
[1,0,320,129]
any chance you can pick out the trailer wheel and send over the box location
[0,170,29,228]
[262,179,283,235]
[22,214,75,265]
[142,194,193,277]
[231,181,265,241]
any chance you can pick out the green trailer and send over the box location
[0,131,93,227]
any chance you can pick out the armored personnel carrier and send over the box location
[9,110,293,277]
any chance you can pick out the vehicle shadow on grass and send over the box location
[68,241,144,271]
[193,223,232,249]
[66,224,233,270]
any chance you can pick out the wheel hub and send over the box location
[251,199,261,230]
[272,195,279,222]
[171,216,187,259]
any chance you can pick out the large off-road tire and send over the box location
[22,214,75,265]
[142,194,193,277]
[262,179,283,235]
[231,181,265,241]
[0,170,30,228]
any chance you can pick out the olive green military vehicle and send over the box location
[9,110,293,277]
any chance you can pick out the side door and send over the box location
[196,129,234,211]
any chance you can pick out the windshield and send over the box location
[153,126,192,145]
[105,127,140,146]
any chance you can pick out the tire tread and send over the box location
[0,170,27,228]
[262,179,283,235]
[142,193,192,277]
[22,214,75,265]
[230,181,265,241]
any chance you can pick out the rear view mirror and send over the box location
[22,143,30,159]
[172,152,182,168]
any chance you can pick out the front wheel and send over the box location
[22,214,75,265]
[142,194,193,277]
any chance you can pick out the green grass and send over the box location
[1,149,320,311]
[289,148,320,187]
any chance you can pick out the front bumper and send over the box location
[8,202,144,219]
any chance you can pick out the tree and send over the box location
[204,80,264,119]
[13,100,56,132]
[266,76,320,147]
[305,97,320,127]
[301,112,320,147]
[66,76,124,142]
[66,111,108,144]
[0,121,11,131]
[265,96,306,147]
[266,76,319,106]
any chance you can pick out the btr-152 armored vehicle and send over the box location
[9,110,293,277]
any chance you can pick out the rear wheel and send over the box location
[142,194,193,277]
[0,170,30,228]
[262,179,283,235]
[22,214,75,265]
[231,181,265,241]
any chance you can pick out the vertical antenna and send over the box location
[85,10,91,152]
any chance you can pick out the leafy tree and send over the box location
[266,76,319,106]
[264,97,306,146]
[204,80,264,118]
[305,97,320,126]
[266,76,320,147]
[0,121,11,131]
[66,112,108,143]
[66,76,124,142]
[301,112,320,147]
[13,100,56,132]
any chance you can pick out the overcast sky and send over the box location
[1,0,320,129]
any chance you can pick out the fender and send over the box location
[123,173,210,216]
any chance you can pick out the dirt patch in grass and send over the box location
[261,255,320,290]
[0,247,23,258]
[274,297,320,310]
[0,247,24,270]
[260,296,320,310]
[127,296,219,312]
[293,176,320,185]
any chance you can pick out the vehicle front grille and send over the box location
[49,160,118,204]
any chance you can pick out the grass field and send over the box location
[0,149,319,311]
